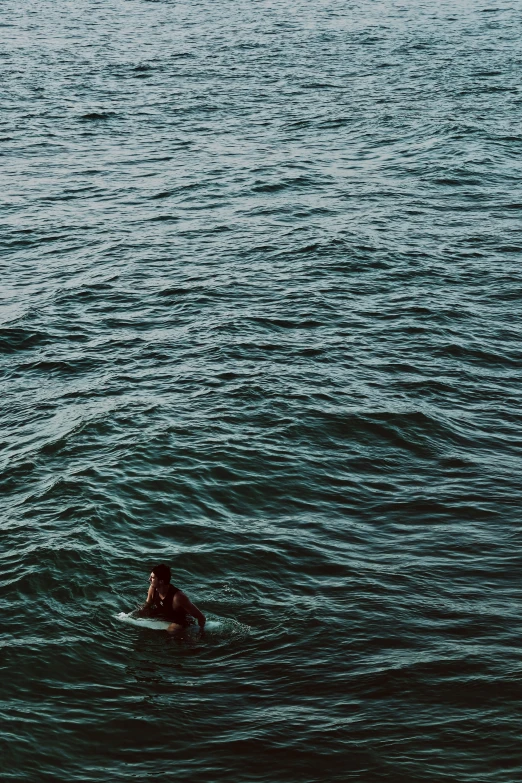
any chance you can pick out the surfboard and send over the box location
[115,612,222,632]
[116,612,171,630]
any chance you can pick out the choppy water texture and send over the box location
[2,0,522,780]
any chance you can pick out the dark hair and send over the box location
[152,564,171,584]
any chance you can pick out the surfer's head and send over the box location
[150,563,171,586]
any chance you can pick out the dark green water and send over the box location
[2,0,522,780]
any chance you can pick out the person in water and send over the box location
[138,563,206,632]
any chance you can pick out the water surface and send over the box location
[2,1,522,781]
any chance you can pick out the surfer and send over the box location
[138,564,206,632]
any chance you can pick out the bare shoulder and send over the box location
[172,589,188,606]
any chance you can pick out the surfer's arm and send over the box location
[174,591,206,628]
[137,585,154,616]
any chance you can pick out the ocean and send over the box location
[2,0,522,780]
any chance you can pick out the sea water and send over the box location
[2,0,522,781]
